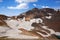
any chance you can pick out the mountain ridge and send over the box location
[0,8,60,39]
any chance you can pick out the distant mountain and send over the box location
[0,14,10,20]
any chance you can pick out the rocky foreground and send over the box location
[0,8,60,40]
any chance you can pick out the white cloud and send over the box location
[33,4,37,7]
[16,0,37,3]
[41,6,49,8]
[52,7,60,9]
[56,1,60,3]
[8,0,38,9]
[0,0,3,2]
[8,3,28,9]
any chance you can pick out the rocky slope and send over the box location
[0,8,60,40]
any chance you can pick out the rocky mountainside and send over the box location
[0,8,60,40]
[17,8,60,32]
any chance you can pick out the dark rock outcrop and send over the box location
[0,20,11,29]
[42,9,60,32]
[0,14,10,20]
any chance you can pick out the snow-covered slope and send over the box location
[0,17,60,39]
[1,17,42,39]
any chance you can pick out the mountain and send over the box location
[17,8,56,21]
[17,8,60,39]
[0,8,60,39]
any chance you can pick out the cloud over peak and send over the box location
[8,0,38,9]
[8,3,28,9]
[16,0,37,3]
[41,6,49,8]
[33,4,37,7]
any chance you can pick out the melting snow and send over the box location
[0,17,60,38]
[1,17,42,39]
[45,16,52,19]
[54,32,60,36]
[0,26,10,37]
[40,26,56,37]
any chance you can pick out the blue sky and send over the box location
[0,0,60,16]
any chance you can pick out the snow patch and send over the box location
[0,26,10,37]
[40,26,56,37]
[54,32,60,36]
[45,16,52,19]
